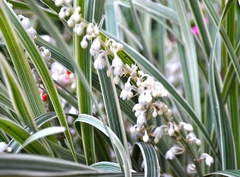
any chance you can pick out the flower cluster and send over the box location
[18,15,37,39]
[55,0,214,170]
[51,62,76,93]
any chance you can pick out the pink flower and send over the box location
[191,26,199,35]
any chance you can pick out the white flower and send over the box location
[40,35,56,45]
[0,142,8,153]
[186,132,201,145]
[74,23,84,36]
[91,37,101,52]
[18,15,30,29]
[27,27,37,39]
[39,47,51,62]
[199,153,214,167]
[132,103,145,117]
[113,66,123,76]
[166,109,172,117]
[178,122,193,132]
[165,145,185,160]
[136,112,146,131]
[142,130,149,142]
[152,108,158,118]
[59,7,70,19]
[107,68,113,77]
[55,0,64,6]
[168,122,175,136]
[67,17,75,27]
[120,89,133,100]
[71,6,81,22]
[152,125,168,143]
[93,56,106,70]
[113,76,120,85]
[7,2,13,8]
[130,125,137,133]
[112,55,123,68]
[165,149,175,160]
[120,89,128,100]
[138,91,152,104]
[187,163,196,174]
[81,39,88,49]
[86,23,94,35]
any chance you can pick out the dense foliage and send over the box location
[0,0,240,176]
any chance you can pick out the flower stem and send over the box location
[74,0,96,165]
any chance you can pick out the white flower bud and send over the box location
[71,7,81,22]
[113,67,123,76]
[107,69,113,77]
[196,139,201,145]
[27,27,37,39]
[158,110,163,116]
[165,150,175,160]
[120,90,128,100]
[168,122,175,136]
[55,0,64,6]
[18,15,30,29]
[152,110,158,118]
[94,57,106,70]
[124,82,131,91]
[0,142,8,153]
[113,76,120,84]
[74,25,84,36]
[67,18,75,27]
[81,40,88,49]
[86,23,94,35]
[143,130,149,142]
[166,109,172,116]
[112,55,123,68]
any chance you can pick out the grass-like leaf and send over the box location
[204,170,240,177]
[132,142,160,177]
[2,0,76,161]
[0,1,46,118]
[17,126,66,153]
[74,114,132,177]
[0,117,48,155]
[0,53,38,132]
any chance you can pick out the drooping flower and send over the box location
[198,153,214,167]
[152,125,168,144]
[165,145,185,160]
[186,132,201,145]
[178,122,193,132]
[142,130,149,142]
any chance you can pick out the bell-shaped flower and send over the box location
[136,112,146,131]
[178,122,193,132]
[18,15,30,29]
[165,145,185,160]
[152,125,168,144]
[93,54,106,70]
[199,153,214,167]
[186,132,201,145]
[142,130,149,142]
[0,142,8,153]
[168,122,175,136]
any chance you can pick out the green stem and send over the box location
[74,0,96,165]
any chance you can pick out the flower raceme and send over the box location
[54,0,215,172]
